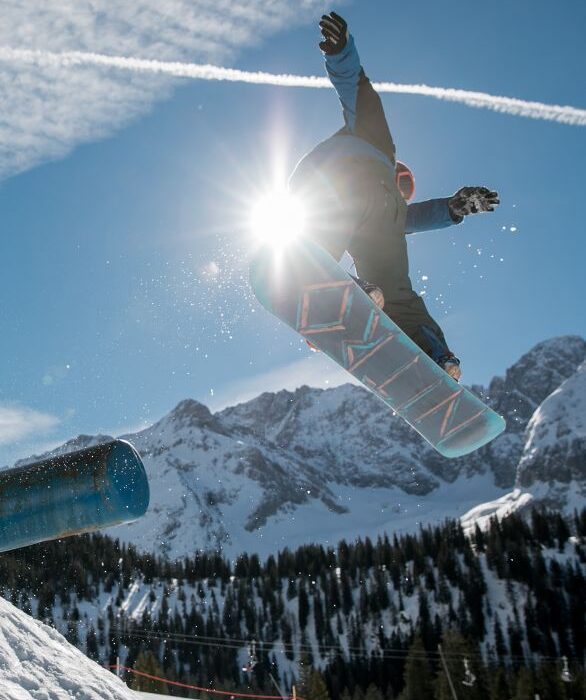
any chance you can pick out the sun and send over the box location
[249,187,306,249]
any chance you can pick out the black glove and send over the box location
[448,187,500,221]
[319,12,348,55]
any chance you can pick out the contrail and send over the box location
[1,46,584,126]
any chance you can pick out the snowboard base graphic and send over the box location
[250,239,505,458]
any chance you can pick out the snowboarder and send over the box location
[289,12,500,381]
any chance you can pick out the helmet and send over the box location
[395,161,415,202]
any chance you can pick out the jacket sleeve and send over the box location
[324,35,362,132]
[405,198,463,234]
[325,36,396,164]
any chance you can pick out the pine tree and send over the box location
[129,650,169,693]
[536,663,568,700]
[507,619,525,668]
[473,523,486,552]
[298,581,310,631]
[400,635,433,700]
[65,619,79,647]
[554,513,570,551]
[416,590,436,651]
[306,669,331,700]
[341,572,354,616]
[512,667,535,700]
[488,667,510,700]
[364,683,384,700]
[297,650,312,695]
[314,591,326,652]
[281,615,295,661]
[85,625,100,663]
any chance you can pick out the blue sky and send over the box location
[0,0,584,465]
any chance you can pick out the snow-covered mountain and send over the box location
[0,595,135,700]
[16,335,586,560]
[517,358,586,508]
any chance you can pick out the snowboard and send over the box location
[0,439,149,554]
[250,238,505,458]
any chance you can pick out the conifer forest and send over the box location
[1,508,585,699]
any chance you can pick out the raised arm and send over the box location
[320,12,396,164]
[320,11,360,132]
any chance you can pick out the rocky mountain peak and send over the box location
[217,385,324,438]
[15,433,113,468]
[165,398,223,433]
[487,335,586,432]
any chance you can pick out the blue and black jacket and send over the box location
[289,35,459,234]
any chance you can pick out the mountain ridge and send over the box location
[13,334,586,559]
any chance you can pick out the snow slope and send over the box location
[0,595,135,700]
[460,488,534,535]
[516,359,586,508]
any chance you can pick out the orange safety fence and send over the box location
[109,665,302,699]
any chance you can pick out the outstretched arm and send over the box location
[406,199,459,234]
[320,12,396,164]
[406,187,500,234]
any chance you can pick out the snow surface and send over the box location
[0,595,135,700]
[460,488,534,535]
[106,455,513,559]
[521,360,586,461]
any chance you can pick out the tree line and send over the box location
[0,507,584,698]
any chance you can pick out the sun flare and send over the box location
[250,188,306,249]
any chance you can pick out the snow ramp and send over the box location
[0,595,136,699]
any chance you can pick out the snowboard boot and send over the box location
[417,325,462,382]
[351,275,385,309]
[440,355,462,382]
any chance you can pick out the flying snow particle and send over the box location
[203,261,220,277]
[510,226,517,232]
[421,275,428,281]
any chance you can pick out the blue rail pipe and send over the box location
[0,439,149,553]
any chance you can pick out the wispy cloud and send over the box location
[208,354,360,411]
[0,1,323,179]
[0,405,60,445]
[2,45,585,128]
